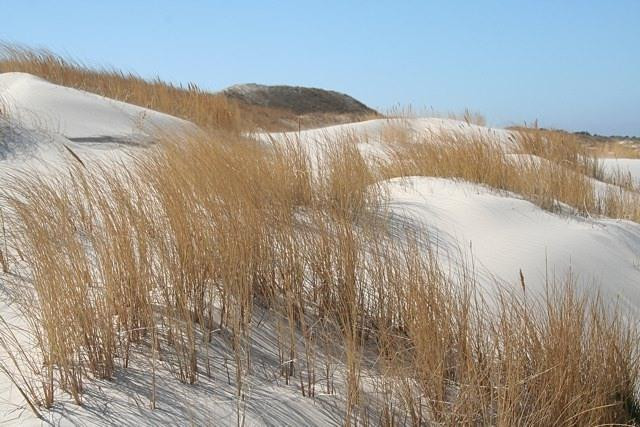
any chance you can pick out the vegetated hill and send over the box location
[223,83,379,130]
[223,83,376,115]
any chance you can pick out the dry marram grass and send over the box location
[1,44,244,132]
[1,47,640,423]
[0,123,638,425]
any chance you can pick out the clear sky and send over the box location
[1,0,638,136]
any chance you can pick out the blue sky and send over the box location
[1,1,638,135]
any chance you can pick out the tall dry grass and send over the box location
[0,44,243,132]
[2,39,638,424]
[516,127,640,221]
[382,130,600,216]
[369,242,639,426]
[590,141,640,159]
[376,123,640,225]
[0,125,638,425]
[385,105,487,127]
[516,127,603,178]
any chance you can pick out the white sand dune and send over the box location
[1,72,640,425]
[382,177,640,317]
[261,117,515,146]
[257,117,518,167]
[0,72,189,142]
